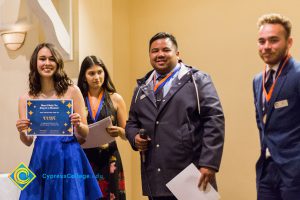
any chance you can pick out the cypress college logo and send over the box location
[9,162,36,190]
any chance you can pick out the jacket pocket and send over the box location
[178,123,193,155]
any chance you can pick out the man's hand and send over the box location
[134,133,150,151]
[198,167,216,191]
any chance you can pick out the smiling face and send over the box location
[37,47,57,78]
[258,23,292,66]
[85,65,105,90]
[149,38,179,74]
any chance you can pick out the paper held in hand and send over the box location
[166,163,221,200]
[80,117,115,149]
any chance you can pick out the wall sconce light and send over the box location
[1,32,26,51]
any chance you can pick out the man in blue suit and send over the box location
[253,13,300,200]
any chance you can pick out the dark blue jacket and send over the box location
[126,64,225,196]
[253,57,300,187]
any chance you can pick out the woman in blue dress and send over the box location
[16,43,102,200]
[77,56,127,199]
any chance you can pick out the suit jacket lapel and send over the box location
[265,59,292,126]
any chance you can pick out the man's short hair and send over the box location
[149,32,178,51]
[257,13,292,38]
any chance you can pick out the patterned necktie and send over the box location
[155,75,166,108]
[265,69,275,93]
[263,69,275,116]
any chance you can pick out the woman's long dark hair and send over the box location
[28,43,73,96]
[77,55,116,97]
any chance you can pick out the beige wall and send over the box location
[78,0,113,72]
[0,1,39,173]
[112,1,134,200]
[1,0,300,200]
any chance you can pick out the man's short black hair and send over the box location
[149,32,178,51]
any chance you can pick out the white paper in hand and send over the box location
[81,117,114,149]
[166,163,221,200]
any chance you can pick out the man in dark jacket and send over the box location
[125,32,225,200]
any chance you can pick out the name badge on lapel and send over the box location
[274,99,288,109]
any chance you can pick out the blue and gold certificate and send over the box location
[26,99,73,136]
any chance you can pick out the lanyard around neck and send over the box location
[153,67,181,94]
[262,54,291,102]
[86,90,105,122]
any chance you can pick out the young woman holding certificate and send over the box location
[77,55,127,200]
[15,43,102,199]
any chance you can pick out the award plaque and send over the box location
[26,99,73,136]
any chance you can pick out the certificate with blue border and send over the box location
[26,99,73,136]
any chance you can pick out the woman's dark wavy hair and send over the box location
[77,55,116,98]
[28,43,73,97]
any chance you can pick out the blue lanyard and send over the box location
[154,67,180,94]
[86,94,105,122]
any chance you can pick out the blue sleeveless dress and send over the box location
[19,136,102,200]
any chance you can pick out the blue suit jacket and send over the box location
[253,57,300,186]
